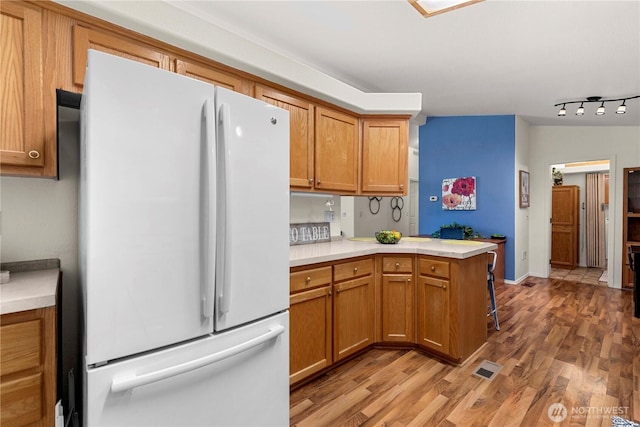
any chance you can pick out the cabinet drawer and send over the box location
[382,256,413,273]
[334,258,373,282]
[0,372,43,426]
[419,257,450,279]
[0,319,41,377]
[290,266,332,293]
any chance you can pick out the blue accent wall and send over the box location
[419,115,516,280]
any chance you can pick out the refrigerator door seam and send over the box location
[201,98,216,319]
[216,102,231,315]
[110,324,285,393]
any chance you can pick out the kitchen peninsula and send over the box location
[288,238,497,386]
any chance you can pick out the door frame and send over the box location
[543,158,616,287]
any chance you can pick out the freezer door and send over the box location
[214,87,290,331]
[85,312,289,426]
[81,50,217,365]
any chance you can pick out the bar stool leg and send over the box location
[488,271,500,330]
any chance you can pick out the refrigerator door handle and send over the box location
[110,324,285,393]
[217,103,231,314]
[201,98,216,319]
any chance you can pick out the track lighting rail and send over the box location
[555,95,639,116]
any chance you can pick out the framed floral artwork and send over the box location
[519,170,530,208]
[442,176,476,210]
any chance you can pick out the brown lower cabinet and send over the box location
[378,255,414,343]
[417,254,487,363]
[1,307,57,427]
[332,257,375,362]
[290,252,488,386]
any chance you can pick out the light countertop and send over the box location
[290,237,498,267]
[0,269,60,315]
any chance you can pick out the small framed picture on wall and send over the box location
[519,170,530,208]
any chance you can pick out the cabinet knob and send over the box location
[28,150,40,159]
[317,180,321,185]
[395,262,400,269]
[336,289,341,293]
[430,266,436,272]
[306,276,311,283]
[354,267,358,273]
[308,178,314,184]
[328,291,332,297]
[399,184,404,189]
[407,278,411,283]
[442,284,447,290]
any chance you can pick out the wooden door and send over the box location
[73,25,170,88]
[175,59,250,95]
[315,106,359,194]
[255,85,314,189]
[551,185,580,269]
[333,275,374,361]
[416,276,450,355]
[289,286,332,385]
[361,119,408,195]
[1,2,47,173]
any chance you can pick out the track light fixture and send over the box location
[558,104,566,116]
[555,95,639,117]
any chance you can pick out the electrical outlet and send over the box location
[324,211,335,222]
[521,250,527,260]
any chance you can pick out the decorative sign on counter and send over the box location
[290,222,331,246]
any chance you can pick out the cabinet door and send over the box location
[175,59,250,95]
[73,25,170,88]
[0,2,46,172]
[381,274,413,342]
[1,307,56,427]
[289,286,332,385]
[255,85,314,189]
[333,275,374,361]
[361,119,408,195]
[315,106,359,193]
[416,276,450,355]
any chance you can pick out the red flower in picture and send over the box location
[442,184,449,192]
[451,177,475,197]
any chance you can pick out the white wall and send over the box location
[528,126,640,288]
[513,117,531,283]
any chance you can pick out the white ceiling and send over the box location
[169,0,640,126]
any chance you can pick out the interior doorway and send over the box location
[549,160,610,283]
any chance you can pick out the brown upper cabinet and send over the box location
[175,59,250,96]
[361,119,408,195]
[254,85,315,189]
[0,2,51,176]
[314,106,359,194]
[72,25,171,89]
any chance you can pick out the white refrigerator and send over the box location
[79,50,290,426]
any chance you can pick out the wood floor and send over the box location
[290,276,640,426]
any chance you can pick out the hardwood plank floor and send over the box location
[290,276,640,426]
